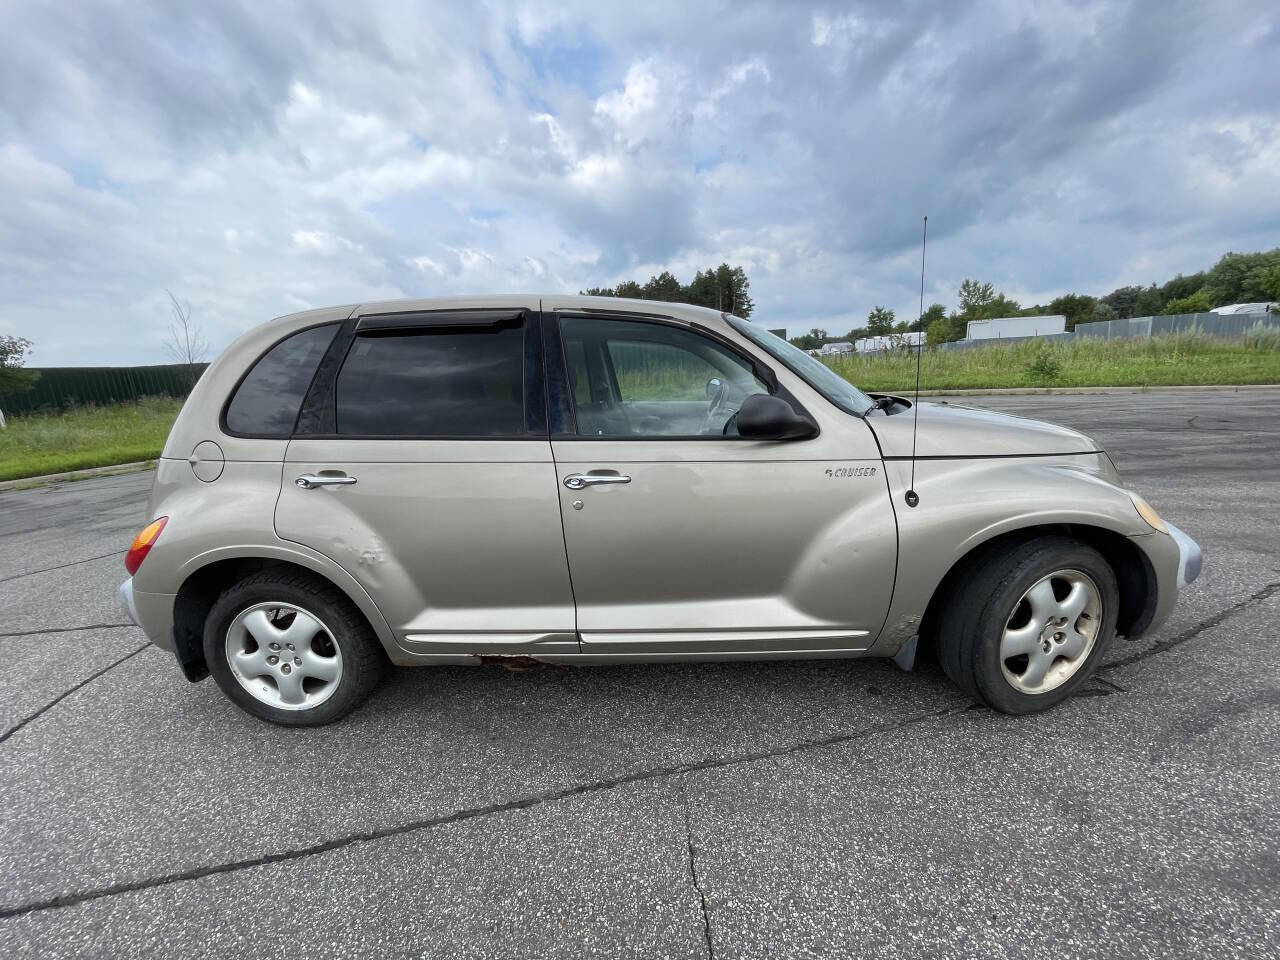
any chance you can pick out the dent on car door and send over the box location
[274,307,578,660]
[546,311,897,656]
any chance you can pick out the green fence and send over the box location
[0,363,209,415]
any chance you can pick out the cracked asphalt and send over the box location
[2,389,1278,959]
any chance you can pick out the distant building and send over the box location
[1210,302,1277,316]
[818,341,855,356]
[966,315,1066,340]
[857,332,923,354]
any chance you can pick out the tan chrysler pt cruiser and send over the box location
[117,295,1202,725]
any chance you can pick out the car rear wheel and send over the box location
[938,536,1119,714]
[204,570,386,726]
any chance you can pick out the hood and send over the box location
[866,400,1099,459]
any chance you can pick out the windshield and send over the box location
[727,316,875,417]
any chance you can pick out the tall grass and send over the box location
[0,396,182,482]
[821,330,1280,392]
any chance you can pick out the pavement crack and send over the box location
[0,701,968,920]
[0,552,119,585]
[1104,580,1280,672]
[679,777,715,959]
[0,643,149,746]
[0,623,135,639]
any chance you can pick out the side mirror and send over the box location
[736,394,817,441]
[705,377,723,400]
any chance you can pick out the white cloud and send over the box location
[0,0,1275,364]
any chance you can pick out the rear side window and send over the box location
[335,324,526,437]
[224,324,338,436]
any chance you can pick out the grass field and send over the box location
[0,396,182,483]
[823,328,1280,391]
[2,330,1278,483]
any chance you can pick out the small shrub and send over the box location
[1025,350,1062,383]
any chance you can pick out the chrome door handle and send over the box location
[563,473,631,490]
[295,474,357,489]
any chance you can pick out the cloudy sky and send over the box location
[1,0,1277,365]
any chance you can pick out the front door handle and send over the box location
[295,474,357,489]
[563,472,631,490]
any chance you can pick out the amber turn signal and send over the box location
[124,517,168,575]
[1129,494,1168,534]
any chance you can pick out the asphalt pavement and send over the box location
[1,389,1278,958]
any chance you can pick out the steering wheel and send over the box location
[701,377,729,434]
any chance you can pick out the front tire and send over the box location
[938,536,1118,714]
[204,570,386,726]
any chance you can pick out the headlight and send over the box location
[1129,493,1168,534]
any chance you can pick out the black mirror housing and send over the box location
[736,394,818,440]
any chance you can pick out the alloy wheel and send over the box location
[224,602,343,710]
[999,569,1102,694]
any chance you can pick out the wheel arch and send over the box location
[171,547,397,682]
[918,522,1157,657]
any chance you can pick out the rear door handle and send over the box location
[295,474,357,489]
[563,472,631,490]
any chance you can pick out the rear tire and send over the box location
[203,570,386,726]
[937,536,1118,714]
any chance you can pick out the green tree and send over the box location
[583,264,755,319]
[0,335,39,397]
[1101,285,1144,319]
[790,328,828,351]
[1161,289,1212,315]
[865,305,895,337]
[1090,301,1118,324]
[957,279,996,314]
[1257,264,1280,302]
[926,317,952,346]
[912,303,946,332]
[1132,284,1164,317]
[641,271,683,302]
[1204,249,1280,306]
[684,264,755,318]
[987,294,1022,318]
[1046,293,1099,331]
[1162,272,1207,304]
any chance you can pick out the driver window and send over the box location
[560,317,769,437]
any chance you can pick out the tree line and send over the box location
[582,263,754,319]
[791,246,1280,350]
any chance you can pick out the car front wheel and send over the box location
[938,536,1119,714]
[203,570,386,726]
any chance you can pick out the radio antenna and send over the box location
[905,215,927,509]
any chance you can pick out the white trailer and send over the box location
[966,315,1066,340]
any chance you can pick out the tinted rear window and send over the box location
[335,324,526,437]
[225,323,338,436]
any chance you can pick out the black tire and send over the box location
[937,536,1118,714]
[203,570,386,726]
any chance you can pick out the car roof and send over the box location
[271,294,731,327]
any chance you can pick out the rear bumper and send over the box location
[117,578,176,651]
[117,578,139,625]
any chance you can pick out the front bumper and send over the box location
[1165,522,1203,589]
